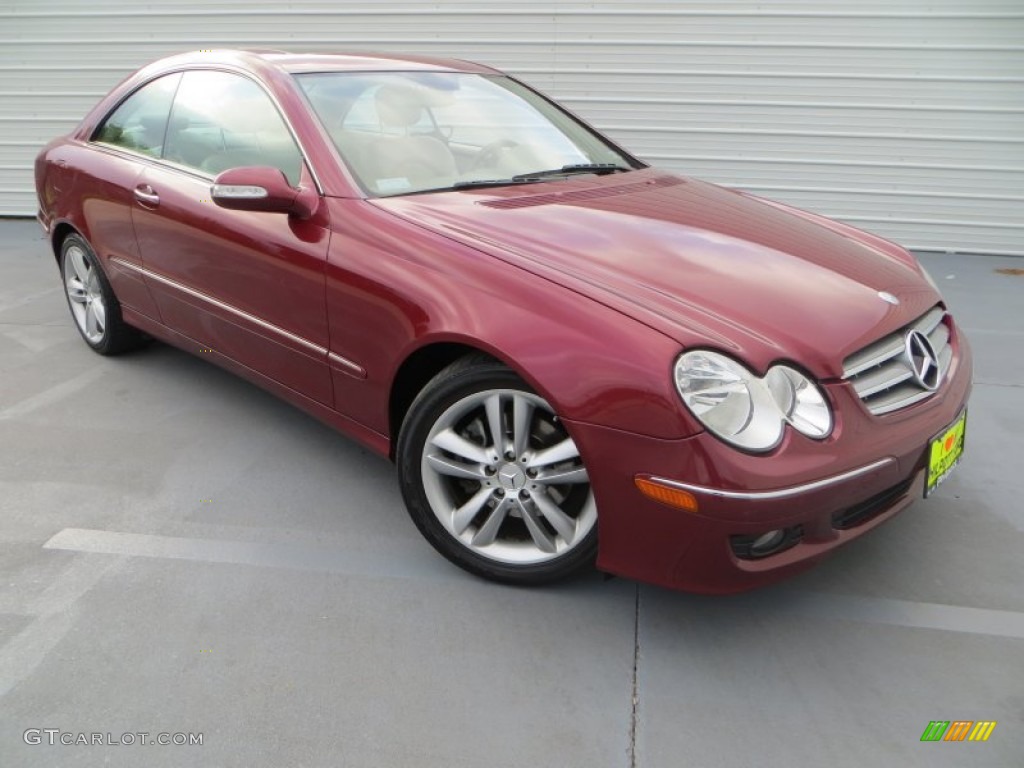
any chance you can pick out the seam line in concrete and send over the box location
[629,584,640,768]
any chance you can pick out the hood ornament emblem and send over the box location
[878,291,900,306]
[904,330,941,391]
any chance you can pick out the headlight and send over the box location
[765,365,832,438]
[674,351,832,452]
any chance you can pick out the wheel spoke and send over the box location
[452,486,493,535]
[471,496,513,546]
[511,395,534,458]
[426,453,487,481]
[85,303,100,337]
[517,498,557,553]
[431,428,492,464]
[526,437,580,469]
[484,393,506,456]
[534,466,589,485]
[66,276,87,303]
[91,298,107,332]
[69,247,90,283]
[531,490,578,543]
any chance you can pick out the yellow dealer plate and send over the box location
[925,410,967,497]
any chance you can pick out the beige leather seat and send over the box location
[342,84,457,194]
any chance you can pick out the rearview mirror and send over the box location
[211,166,316,220]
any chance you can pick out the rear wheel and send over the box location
[398,357,598,585]
[60,234,145,355]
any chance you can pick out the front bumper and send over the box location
[568,333,973,594]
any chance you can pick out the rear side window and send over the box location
[162,70,302,184]
[93,73,181,157]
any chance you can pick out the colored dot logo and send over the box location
[921,720,997,742]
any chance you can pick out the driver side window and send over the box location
[162,70,303,185]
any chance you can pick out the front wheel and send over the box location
[397,357,598,585]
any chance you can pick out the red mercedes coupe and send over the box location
[35,50,971,592]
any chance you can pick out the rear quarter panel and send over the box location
[36,138,161,320]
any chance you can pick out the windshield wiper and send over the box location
[512,163,631,181]
[449,177,548,190]
[424,164,630,194]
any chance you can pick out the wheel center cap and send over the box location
[497,462,526,491]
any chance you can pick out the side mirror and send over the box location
[211,166,317,220]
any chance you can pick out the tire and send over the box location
[397,356,598,585]
[60,233,145,355]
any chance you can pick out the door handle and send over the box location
[134,184,160,207]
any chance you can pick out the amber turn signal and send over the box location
[634,476,699,512]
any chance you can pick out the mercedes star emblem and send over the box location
[904,330,941,391]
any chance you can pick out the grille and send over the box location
[842,305,952,415]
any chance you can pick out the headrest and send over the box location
[375,85,425,129]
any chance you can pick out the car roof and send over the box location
[161,49,501,75]
[268,52,499,75]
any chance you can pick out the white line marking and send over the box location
[0,554,123,698]
[43,528,455,583]
[41,528,1024,639]
[0,365,106,420]
[778,589,1024,640]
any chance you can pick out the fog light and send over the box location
[730,525,803,560]
[751,529,785,553]
[634,476,699,513]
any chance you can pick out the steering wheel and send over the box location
[469,139,520,171]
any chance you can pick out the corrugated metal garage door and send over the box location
[2,1,1022,255]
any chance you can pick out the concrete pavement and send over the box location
[0,218,1021,767]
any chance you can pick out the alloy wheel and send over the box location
[63,244,107,344]
[420,388,597,565]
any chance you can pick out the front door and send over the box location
[130,69,333,406]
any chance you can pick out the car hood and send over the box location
[370,169,939,378]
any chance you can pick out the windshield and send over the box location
[296,71,639,196]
